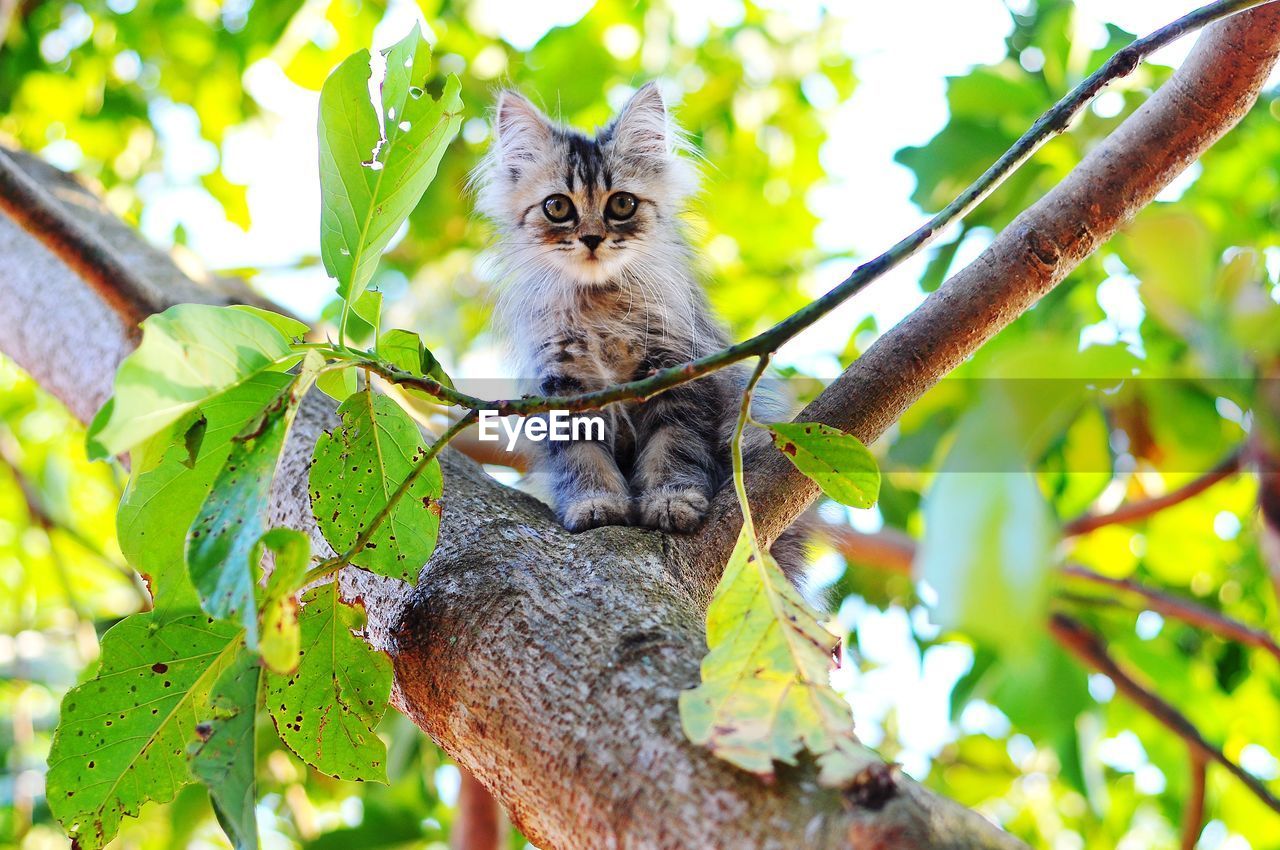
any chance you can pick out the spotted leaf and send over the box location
[679,526,878,786]
[46,613,243,850]
[310,390,442,583]
[765,421,880,508]
[266,582,391,781]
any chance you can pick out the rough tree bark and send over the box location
[1,7,1278,849]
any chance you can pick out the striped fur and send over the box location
[474,84,807,583]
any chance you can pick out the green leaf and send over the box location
[317,366,358,402]
[191,643,261,850]
[229,304,310,340]
[266,582,391,781]
[119,371,296,617]
[185,360,317,644]
[47,613,243,850]
[679,527,877,786]
[765,422,880,508]
[318,24,463,329]
[917,412,1059,655]
[377,328,454,390]
[1119,210,1214,335]
[87,304,295,459]
[350,289,382,342]
[253,528,310,674]
[310,391,442,583]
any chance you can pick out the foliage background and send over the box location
[2,0,1280,847]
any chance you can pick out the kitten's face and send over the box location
[476,83,695,287]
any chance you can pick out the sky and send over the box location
[116,1,1270,835]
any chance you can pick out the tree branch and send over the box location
[1049,613,1280,814]
[1062,449,1243,536]
[1182,751,1208,850]
[686,3,1280,602]
[1062,564,1280,664]
[452,770,505,850]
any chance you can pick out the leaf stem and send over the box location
[731,356,772,556]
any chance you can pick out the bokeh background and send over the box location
[3,0,1280,847]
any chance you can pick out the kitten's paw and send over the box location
[562,494,632,532]
[638,489,709,533]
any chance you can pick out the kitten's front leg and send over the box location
[632,386,719,533]
[536,374,631,532]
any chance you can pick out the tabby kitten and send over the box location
[475,83,781,544]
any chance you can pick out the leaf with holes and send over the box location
[190,643,260,850]
[266,583,391,781]
[765,422,880,508]
[119,370,297,618]
[86,304,296,460]
[679,527,878,786]
[186,355,320,643]
[46,613,243,849]
[310,390,442,583]
[319,24,462,327]
[253,528,310,674]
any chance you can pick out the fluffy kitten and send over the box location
[475,84,799,568]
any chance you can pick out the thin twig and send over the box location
[1050,613,1280,815]
[1063,449,1243,536]
[1062,564,1280,664]
[1182,751,1208,850]
[350,0,1275,420]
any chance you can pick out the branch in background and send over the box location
[1063,449,1243,536]
[1253,366,1280,596]
[816,520,914,574]
[451,770,505,850]
[1183,752,1208,850]
[0,432,150,608]
[1049,613,1280,814]
[1061,564,1280,664]
[819,513,1280,670]
[691,3,1280,598]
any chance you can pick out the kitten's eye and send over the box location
[542,194,576,223]
[606,192,638,221]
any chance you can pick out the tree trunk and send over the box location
[2,8,1278,848]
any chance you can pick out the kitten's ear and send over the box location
[611,82,669,158]
[494,90,552,170]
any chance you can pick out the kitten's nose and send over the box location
[579,234,603,252]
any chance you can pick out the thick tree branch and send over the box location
[0,149,277,423]
[686,4,1280,602]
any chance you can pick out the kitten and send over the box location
[474,84,801,569]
